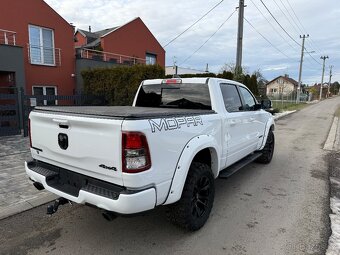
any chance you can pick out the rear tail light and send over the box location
[28,118,32,148]
[122,132,151,173]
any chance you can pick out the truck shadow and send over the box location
[2,162,270,255]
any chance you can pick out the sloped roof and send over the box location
[75,17,163,50]
[94,27,119,37]
[76,27,119,47]
[266,76,298,87]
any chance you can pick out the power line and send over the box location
[261,0,321,67]
[285,0,307,34]
[284,0,325,55]
[249,0,297,51]
[259,0,301,47]
[272,0,300,36]
[305,49,322,65]
[273,0,322,67]
[163,0,224,47]
[244,17,293,60]
[180,10,237,65]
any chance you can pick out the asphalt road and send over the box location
[1,97,340,255]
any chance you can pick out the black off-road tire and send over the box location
[256,130,275,164]
[166,162,215,231]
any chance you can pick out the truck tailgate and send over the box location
[29,111,124,186]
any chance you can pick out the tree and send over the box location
[217,71,234,80]
[248,74,259,95]
[219,63,263,95]
[252,69,267,86]
[330,81,340,95]
[220,62,249,79]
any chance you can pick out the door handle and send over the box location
[53,119,69,124]
[249,117,255,122]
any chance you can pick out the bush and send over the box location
[165,72,217,79]
[82,65,165,105]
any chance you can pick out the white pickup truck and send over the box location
[25,77,274,231]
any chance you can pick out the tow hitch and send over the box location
[47,197,71,215]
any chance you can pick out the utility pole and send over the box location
[296,34,309,103]
[235,0,245,75]
[319,56,329,100]
[173,56,178,77]
[327,65,333,97]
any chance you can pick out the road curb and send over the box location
[324,117,339,151]
[0,192,57,220]
[273,110,297,120]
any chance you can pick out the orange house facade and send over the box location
[0,0,76,97]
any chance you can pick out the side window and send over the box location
[239,86,256,111]
[220,84,243,112]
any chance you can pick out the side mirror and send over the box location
[260,99,272,109]
[254,104,262,110]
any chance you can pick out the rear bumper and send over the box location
[25,160,156,214]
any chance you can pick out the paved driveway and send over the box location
[0,135,55,219]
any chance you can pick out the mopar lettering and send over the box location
[149,116,203,133]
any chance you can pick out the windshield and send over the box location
[135,83,212,110]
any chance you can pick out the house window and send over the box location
[277,79,284,84]
[146,53,156,65]
[32,86,57,106]
[29,25,55,65]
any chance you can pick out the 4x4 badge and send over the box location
[99,164,117,171]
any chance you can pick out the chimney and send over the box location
[205,63,209,73]
[284,74,289,78]
[89,26,91,32]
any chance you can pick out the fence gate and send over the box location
[0,87,20,136]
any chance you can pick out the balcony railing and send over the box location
[0,29,16,46]
[77,48,146,65]
[27,44,61,66]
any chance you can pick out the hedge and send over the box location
[82,64,165,105]
[82,65,260,106]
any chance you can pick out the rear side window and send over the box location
[135,83,211,110]
[220,84,243,112]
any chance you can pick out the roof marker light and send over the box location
[162,79,182,84]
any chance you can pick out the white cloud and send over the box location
[44,0,340,84]
[263,65,289,71]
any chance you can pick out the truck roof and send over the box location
[142,77,245,87]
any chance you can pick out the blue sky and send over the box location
[45,0,340,84]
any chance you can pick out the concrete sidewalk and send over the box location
[0,135,56,220]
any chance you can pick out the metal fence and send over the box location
[22,93,106,137]
[0,87,107,137]
[27,44,62,66]
[0,29,16,45]
[267,91,308,109]
[77,48,146,65]
[0,87,21,136]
